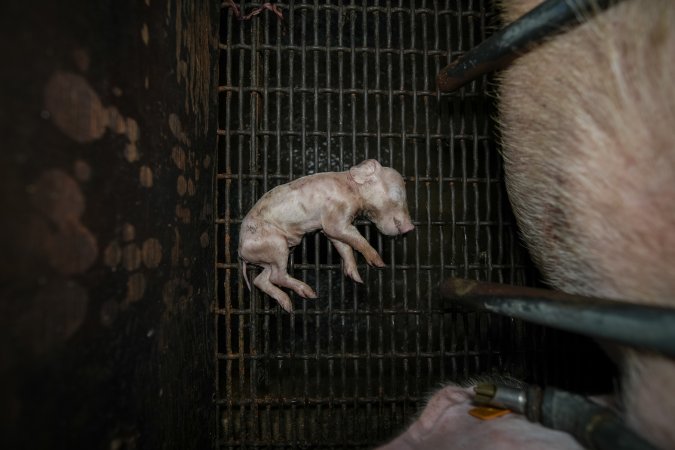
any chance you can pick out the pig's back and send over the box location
[499,1,675,448]
[243,172,349,237]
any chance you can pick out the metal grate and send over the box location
[215,1,611,448]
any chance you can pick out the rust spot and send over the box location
[174,0,212,134]
[177,175,187,196]
[142,238,163,268]
[103,241,122,268]
[72,49,90,72]
[122,223,135,242]
[21,279,88,354]
[122,244,142,271]
[140,166,153,187]
[30,170,98,274]
[200,231,209,248]
[194,166,200,181]
[203,154,211,168]
[100,299,119,326]
[171,228,181,267]
[175,204,191,223]
[109,107,127,134]
[73,159,92,182]
[124,143,139,163]
[125,273,146,303]
[178,295,189,309]
[163,279,177,305]
[187,178,196,196]
[30,169,84,227]
[172,146,186,170]
[44,72,109,143]
[126,118,140,142]
[141,23,150,45]
[168,113,189,144]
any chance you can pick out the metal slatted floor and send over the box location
[215,1,612,447]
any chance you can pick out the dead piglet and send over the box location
[238,159,415,312]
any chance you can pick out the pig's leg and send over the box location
[324,223,385,267]
[329,238,363,283]
[258,236,318,300]
[268,255,318,300]
[253,266,293,312]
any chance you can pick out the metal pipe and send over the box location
[440,278,675,357]
[435,0,622,92]
[473,383,658,450]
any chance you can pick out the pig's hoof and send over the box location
[345,268,363,284]
[367,254,386,268]
[276,297,294,313]
[297,285,318,299]
[293,282,317,298]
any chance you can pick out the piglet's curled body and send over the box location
[238,159,414,312]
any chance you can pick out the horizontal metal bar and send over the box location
[216,174,504,184]
[217,85,450,98]
[216,129,491,141]
[214,221,516,229]
[441,278,675,357]
[217,350,500,361]
[218,395,429,407]
[220,42,448,58]
[221,2,483,17]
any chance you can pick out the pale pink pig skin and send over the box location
[377,385,583,450]
[238,159,414,312]
[498,0,675,448]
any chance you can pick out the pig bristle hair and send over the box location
[498,0,675,447]
[458,374,525,389]
[392,373,524,436]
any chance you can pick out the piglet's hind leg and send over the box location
[264,242,317,299]
[253,266,294,312]
[270,265,318,300]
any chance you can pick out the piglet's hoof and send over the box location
[367,253,386,268]
[293,284,318,299]
[345,268,364,284]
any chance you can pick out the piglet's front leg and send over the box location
[324,222,385,268]
[329,238,364,284]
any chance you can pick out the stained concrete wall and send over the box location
[0,0,219,448]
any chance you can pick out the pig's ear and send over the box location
[349,159,381,184]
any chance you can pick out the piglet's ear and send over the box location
[349,159,381,184]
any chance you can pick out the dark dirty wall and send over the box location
[0,0,219,448]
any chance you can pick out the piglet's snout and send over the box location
[396,219,415,234]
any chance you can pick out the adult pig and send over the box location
[238,159,414,312]
[499,0,675,448]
